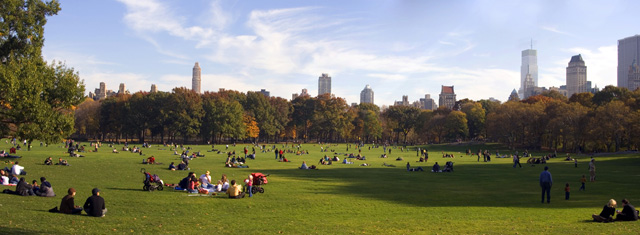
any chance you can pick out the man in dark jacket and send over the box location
[60,188,82,214]
[14,177,34,196]
[35,177,55,197]
[616,199,639,221]
[83,188,106,217]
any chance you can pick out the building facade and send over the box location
[150,84,158,93]
[520,49,538,98]
[258,89,270,97]
[292,88,310,100]
[629,60,640,91]
[618,35,640,89]
[360,84,374,104]
[439,85,456,109]
[192,62,201,94]
[318,73,331,96]
[566,54,587,97]
[420,94,437,110]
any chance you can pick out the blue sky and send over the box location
[42,0,639,107]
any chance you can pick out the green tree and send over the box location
[383,105,421,144]
[168,87,202,143]
[244,92,277,140]
[0,0,84,145]
[460,102,485,139]
[444,111,468,141]
[201,97,244,143]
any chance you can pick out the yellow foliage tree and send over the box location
[243,114,260,139]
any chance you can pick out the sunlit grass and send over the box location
[0,141,638,234]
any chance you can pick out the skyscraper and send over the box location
[192,62,201,94]
[520,48,538,98]
[566,54,587,97]
[118,83,126,94]
[629,60,640,91]
[439,85,456,109]
[97,82,107,99]
[360,84,374,104]
[318,73,331,96]
[618,35,640,89]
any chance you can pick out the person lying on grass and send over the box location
[56,158,69,166]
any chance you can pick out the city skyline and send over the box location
[42,1,640,106]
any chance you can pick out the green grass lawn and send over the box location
[0,140,639,234]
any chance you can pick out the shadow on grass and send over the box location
[0,227,43,234]
[264,155,640,209]
[106,187,146,192]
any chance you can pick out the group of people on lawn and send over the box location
[175,171,252,198]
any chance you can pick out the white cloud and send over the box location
[367,73,406,81]
[540,26,574,37]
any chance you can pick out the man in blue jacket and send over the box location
[539,166,553,203]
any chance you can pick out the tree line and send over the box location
[74,85,640,152]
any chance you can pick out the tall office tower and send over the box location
[439,85,456,109]
[118,83,126,94]
[98,82,107,99]
[508,89,519,101]
[520,49,538,98]
[629,60,640,91]
[192,62,201,94]
[360,85,374,104]
[618,35,640,89]
[566,54,587,97]
[318,73,331,96]
[150,84,158,93]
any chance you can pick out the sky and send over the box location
[42,0,640,107]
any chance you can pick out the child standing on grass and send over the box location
[574,158,578,168]
[565,183,570,200]
[579,175,586,191]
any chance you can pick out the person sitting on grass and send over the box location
[432,162,441,173]
[59,188,83,214]
[220,174,230,192]
[168,162,176,171]
[592,199,617,222]
[35,177,55,197]
[146,156,156,164]
[0,170,9,185]
[226,180,245,199]
[3,177,33,196]
[616,199,639,221]
[177,161,188,171]
[6,162,26,175]
[44,157,53,165]
[112,148,118,153]
[186,175,198,193]
[83,188,106,217]
[56,158,69,166]
[300,161,309,169]
[342,158,354,164]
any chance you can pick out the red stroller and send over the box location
[250,172,269,194]
[141,168,164,191]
